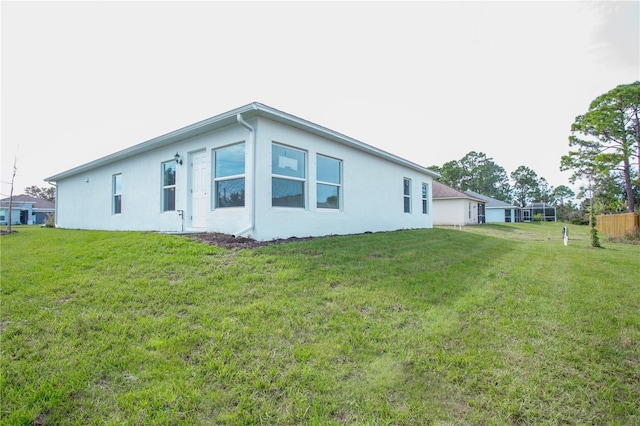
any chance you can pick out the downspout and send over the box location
[234,113,256,238]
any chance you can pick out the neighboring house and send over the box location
[432,181,485,226]
[45,102,439,241]
[522,202,556,222]
[0,194,55,225]
[463,190,522,223]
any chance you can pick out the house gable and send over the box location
[46,103,439,183]
[431,181,486,226]
[46,103,438,240]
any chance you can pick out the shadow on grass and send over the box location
[252,227,520,310]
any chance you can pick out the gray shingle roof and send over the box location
[432,181,484,202]
[463,190,519,209]
[0,194,55,209]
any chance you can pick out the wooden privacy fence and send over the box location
[597,212,640,238]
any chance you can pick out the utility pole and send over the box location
[7,157,17,233]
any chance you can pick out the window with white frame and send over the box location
[422,183,429,214]
[403,178,411,213]
[316,155,341,209]
[162,161,176,211]
[112,174,122,214]
[272,143,306,208]
[214,143,245,208]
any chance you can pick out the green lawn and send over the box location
[1,224,638,425]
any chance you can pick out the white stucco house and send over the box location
[463,190,522,223]
[0,194,56,225]
[45,102,439,241]
[432,181,485,226]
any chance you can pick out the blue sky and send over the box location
[2,1,638,198]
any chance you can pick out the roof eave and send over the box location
[486,206,520,209]
[253,103,440,178]
[45,103,260,182]
[433,196,485,203]
[46,102,439,181]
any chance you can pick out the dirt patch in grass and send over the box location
[189,232,314,249]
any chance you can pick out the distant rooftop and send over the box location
[432,181,484,202]
[0,194,55,209]
[463,190,519,209]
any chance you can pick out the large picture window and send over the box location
[317,155,341,209]
[214,143,245,208]
[272,144,306,208]
[422,183,429,214]
[112,174,122,214]
[403,178,411,213]
[162,161,176,211]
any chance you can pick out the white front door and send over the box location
[191,151,208,228]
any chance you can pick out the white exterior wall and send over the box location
[486,207,520,223]
[251,118,432,240]
[433,199,477,226]
[55,116,434,240]
[56,123,252,232]
[486,208,506,223]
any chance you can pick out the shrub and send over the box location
[624,228,640,244]
[567,211,589,225]
[44,212,55,228]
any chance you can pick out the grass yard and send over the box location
[1,223,638,425]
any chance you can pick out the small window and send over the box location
[272,144,306,208]
[403,178,411,213]
[422,183,429,214]
[214,143,245,208]
[317,155,342,209]
[112,174,122,214]
[162,161,176,211]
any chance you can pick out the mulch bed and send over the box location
[0,228,311,249]
[188,232,314,249]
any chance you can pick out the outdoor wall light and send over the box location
[174,153,183,165]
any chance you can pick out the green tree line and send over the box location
[428,152,572,210]
[430,81,639,223]
[561,81,639,214]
